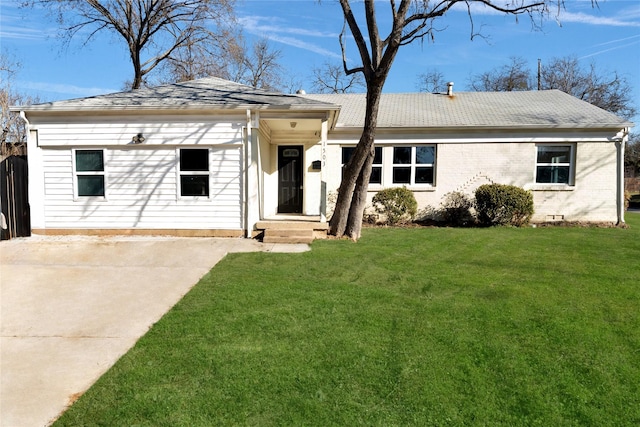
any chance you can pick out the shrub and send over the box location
[441,191,475,226]
[372,187,418,225]
[475,184,534,227]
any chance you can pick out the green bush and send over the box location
[441,191,476,226]
[475,184,534,227]
[372,187,418,225]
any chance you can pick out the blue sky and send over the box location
[1,0,639,123]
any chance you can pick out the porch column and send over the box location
[320,117,328,222]
[244,110,261,237]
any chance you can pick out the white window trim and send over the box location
[533,143,576,187]
[176,147,213,200]
[72,148,107,201]
[389,145,436,187]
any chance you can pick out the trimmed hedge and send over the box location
[475,184,534,226]
[372,187,418,225]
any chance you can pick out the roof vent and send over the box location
[447,82,454,96]
[296,89,306,95]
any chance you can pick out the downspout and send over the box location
[615,128,629,226]
[18,111,35,233]
[18,111,30,135]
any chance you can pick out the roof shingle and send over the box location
[304,90,633,129]
[17,77,338,112]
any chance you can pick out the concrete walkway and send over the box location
[0,235,308,427]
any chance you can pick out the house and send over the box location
[12,77,633,238]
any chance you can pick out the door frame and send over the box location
[277,145,304,214]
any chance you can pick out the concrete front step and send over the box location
[263,228,314,244]
[256,220,328,231]
[257,220,328,244]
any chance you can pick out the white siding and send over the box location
[35,116,243,147]
[41,146,242,230]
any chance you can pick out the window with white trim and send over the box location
[535,145,574,184]
[342,146,382,185]
[179,148,209,197]
[75,149,105,197]
[392,146,435,185]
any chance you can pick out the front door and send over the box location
[278,145,303,213]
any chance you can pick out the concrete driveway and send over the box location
[0,235,308,427]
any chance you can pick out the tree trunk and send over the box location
[131,45,143,90]
[329,80,384,239]
[345,148,375,239]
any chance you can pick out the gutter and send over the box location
[10,103,341,114]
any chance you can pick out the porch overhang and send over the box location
[259,111,336,145]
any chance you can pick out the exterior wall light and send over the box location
[132,133,145,144]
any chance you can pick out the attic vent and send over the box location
[296,89,306,95]
[447,82,454,96]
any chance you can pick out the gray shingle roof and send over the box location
[15,76,633,131]
[16,77,339,112]
[304,90,633,129]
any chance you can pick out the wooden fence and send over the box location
[1,155,30,240]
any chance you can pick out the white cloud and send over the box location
[560,11,640,27]
[578,35,640,60]
[239,16,339,39]
[266,34,342,60]
[17,81,117,97]
[0,25,47,41]
[0,6,56,41]
[239,14,342,59]
[449,1,640,27]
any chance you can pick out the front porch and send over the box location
[255,216,328,244]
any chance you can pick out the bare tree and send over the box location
[468,56,533,91]
[331,0,558,240]
[239,39,285,91]
[1,52,39,156]
[23,0,238,90]
[467,55,636,120]
[160,37,285,91]
[416,69,447,93]
[158,36,241,84]
[311,61,365,94]
[541,56,636,120]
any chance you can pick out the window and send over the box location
[179,148,209,196]
[342,146,382,184]
[75,150,105,197]
[536,145,573,184]
[392,146,435,185]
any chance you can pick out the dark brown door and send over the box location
[278,145,303,213]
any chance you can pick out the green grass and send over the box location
[55,215,640,426]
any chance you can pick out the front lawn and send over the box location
[55,215,640,426]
